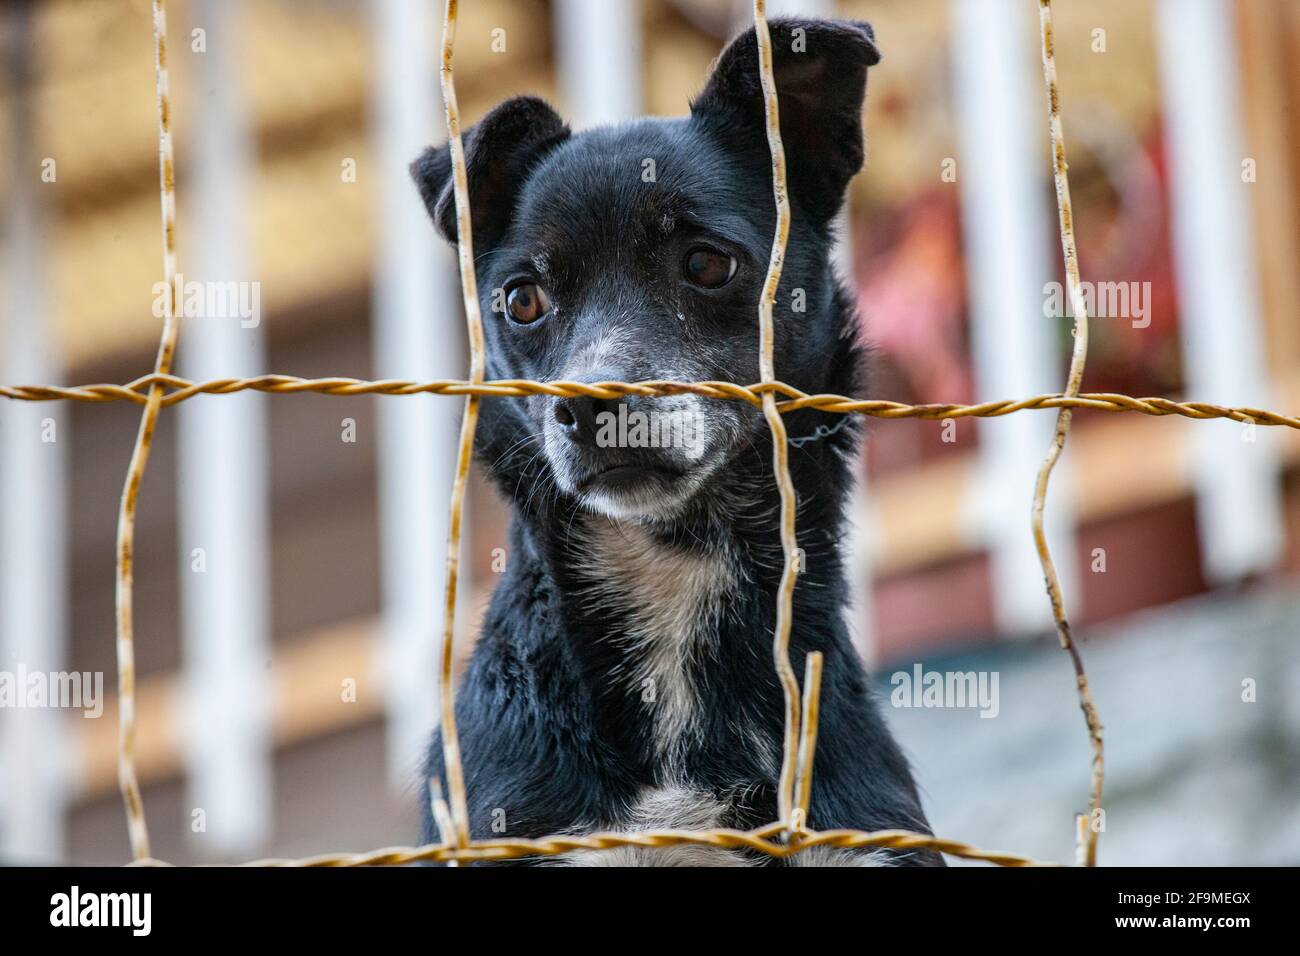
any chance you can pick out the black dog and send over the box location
[410,17,940,865]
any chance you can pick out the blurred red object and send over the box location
[854,126,1183,408]
[855,188,972,405]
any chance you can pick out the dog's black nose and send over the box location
[553,393,615,444]
[553,369,625,445]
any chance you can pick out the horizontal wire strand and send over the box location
[126,826,1052,868]
[5,376,1298,428]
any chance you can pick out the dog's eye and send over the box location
[505,283,551,324]
[683,247,737,289]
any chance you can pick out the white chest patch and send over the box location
[562,786,757,867]
[573,520,733,763]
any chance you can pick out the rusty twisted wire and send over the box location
[432,0,480,856]
[234,825,1051,868]
[6,374,1300,430]
[124,823,1049,868]
[752,0,809,837]
[6,0,1287,868]
[110,0,179,864]
[1034,0,1104,867]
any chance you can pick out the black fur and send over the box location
[410,18,941,866]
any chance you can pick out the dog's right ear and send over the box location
[410,95,570,248]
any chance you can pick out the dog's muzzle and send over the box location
[541,378,721,519]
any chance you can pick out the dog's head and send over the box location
[412,18,879,521]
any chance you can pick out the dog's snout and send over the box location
[553,369,625,444]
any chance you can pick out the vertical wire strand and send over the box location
[436,0,483,850]
[792,651,824,834]
[1035,0,1104,866]
[751,0,804,832]
[114,0,181,861]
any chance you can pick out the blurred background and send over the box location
[1,0,1297,865]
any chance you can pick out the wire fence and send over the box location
[5,0,1297,867]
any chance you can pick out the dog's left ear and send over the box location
[410,95,571,248]
[691,18,880,225]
